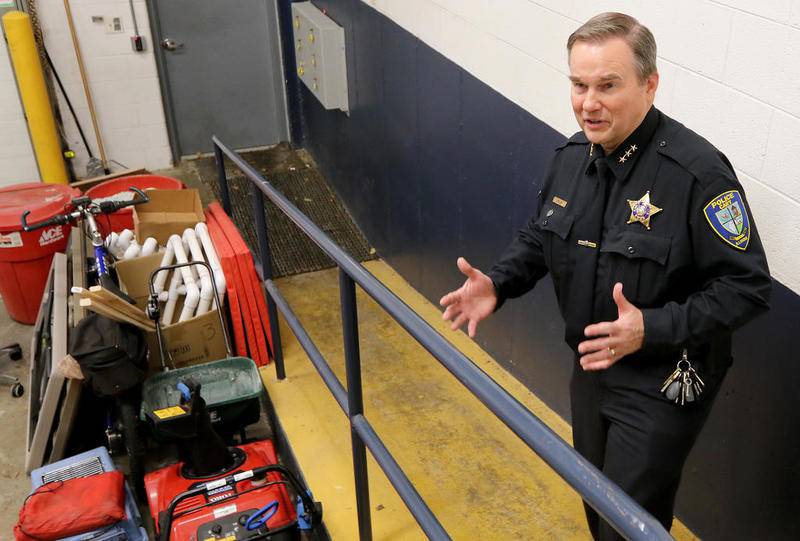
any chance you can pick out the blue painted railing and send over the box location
[212,137,672,541]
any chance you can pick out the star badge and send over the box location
[627,191,662,230]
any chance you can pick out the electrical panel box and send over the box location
[291,1,349,113]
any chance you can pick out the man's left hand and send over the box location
[578,282,644,371]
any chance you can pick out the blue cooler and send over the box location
[30,447,147,540]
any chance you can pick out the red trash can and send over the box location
[85,175,185,237]
[0,182,80,324]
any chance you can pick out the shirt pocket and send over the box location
[535,204,575,273]
[600,226,671,305]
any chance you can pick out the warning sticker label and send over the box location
[0,232,23,249]
[212,503,237,519]
[152,406,187,419]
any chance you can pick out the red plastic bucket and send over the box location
[85,175,184,236]
[0,182,81,324]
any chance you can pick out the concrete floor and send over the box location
[0,296,35,537]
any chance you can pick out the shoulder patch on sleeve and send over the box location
[703,190,750,250]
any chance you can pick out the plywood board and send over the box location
[50,231,85,461]
[26,253,68,472]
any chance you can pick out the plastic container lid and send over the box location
[0,182,77,231]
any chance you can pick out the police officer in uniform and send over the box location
[440,12,771,540]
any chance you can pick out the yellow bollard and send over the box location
[2,11,68,185]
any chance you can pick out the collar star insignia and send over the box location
[619,143,637,164]
[589,143,595,157]
[627,191,662,230]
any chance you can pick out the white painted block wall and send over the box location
[363,0,800,295]
[37,0,171,175]
[0,1,171,185]
[0,27,39,187]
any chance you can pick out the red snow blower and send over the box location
[143,379,321,540]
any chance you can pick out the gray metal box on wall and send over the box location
[291,1,348,112]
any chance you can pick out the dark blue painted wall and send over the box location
[294,1,799,538]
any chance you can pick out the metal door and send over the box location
[149,0,288,157]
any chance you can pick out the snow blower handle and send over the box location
[157,463,322,540]
[147,260,232,371]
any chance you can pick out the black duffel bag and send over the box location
[69,312,148,397]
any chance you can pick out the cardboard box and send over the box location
[133,189,204,245]
[115,253,227,371]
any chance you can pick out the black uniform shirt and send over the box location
[488,107,771,372]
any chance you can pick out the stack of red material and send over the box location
[205,202,273,366]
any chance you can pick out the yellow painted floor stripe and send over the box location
[260,260,697,540]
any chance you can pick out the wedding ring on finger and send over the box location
[608,347,616,358]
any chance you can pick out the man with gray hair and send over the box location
[441,12,771,539]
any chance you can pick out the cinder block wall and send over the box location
[38,0,171,175]
[367,0,800,296]
[0,0,171,185]
[0,24,39,187]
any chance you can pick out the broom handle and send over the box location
[62,0,108,173]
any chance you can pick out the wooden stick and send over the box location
[79,298,155,331]
[70,168,148,190]
[62,0,108,171]
[86,285,151,325]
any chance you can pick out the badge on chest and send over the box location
[626,191,662,230]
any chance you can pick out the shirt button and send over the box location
[627,245,636,254]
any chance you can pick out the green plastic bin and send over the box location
[140,357,263,433]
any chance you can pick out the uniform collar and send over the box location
[585,106,660,182]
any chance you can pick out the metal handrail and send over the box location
[212,136,672,541]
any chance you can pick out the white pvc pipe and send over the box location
[153,241,175,295]
[123,241,140,260]
[140,237,158,257]
[117,229,134,251]
[183,228,214,314]
[195,222,226,298]
[162,236,191,325]
[170,234,200,322]
[105,232,118,255]
[161,254,183,326]
[178,235,197,280]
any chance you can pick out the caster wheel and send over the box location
[11,382,24,398]
[2,343,21,360]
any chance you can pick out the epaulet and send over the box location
[655,116,736,189]
[555,131,589,151]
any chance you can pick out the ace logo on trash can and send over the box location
[38,226,65,247]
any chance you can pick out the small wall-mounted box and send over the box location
[291,1,348,113]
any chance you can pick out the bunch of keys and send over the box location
[660,349,705,405]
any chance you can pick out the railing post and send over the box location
[251,186,285,379]
[340,269,372,541]
[213,140,231,215]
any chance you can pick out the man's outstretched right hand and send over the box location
[439,257,497,338]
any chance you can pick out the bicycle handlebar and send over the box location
[20,186,150,232]
[20,211,71,231]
